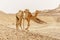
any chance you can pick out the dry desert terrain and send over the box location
[0,5,60,40]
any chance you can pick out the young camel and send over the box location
[16,10,23,30]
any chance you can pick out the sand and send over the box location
[0,10,60,40]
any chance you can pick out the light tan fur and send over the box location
[23,9,33,30]
[16,10,23,30]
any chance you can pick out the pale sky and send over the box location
[0,0,60,13]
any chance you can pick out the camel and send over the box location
[23,9,33,30]
[16,9,47,30]
[24,9,47,30]
[16,10,23,30]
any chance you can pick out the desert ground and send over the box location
[0,6,60,40]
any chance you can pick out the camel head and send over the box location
[16,10,23,18]
[18,10,23,13]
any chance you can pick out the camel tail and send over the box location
[32,18,47,24]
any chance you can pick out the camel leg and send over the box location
[19,19,22,29]
[16,22,19,30]
[16,18,18,30]
[16,20,22,30]
[25,19,30,30]
[16,19,20,30]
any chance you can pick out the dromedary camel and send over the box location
[24,9,47,30]
[23,9,33,30]
[16,10,23,30]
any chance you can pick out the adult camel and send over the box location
[24,9,47,30]
[23,9,33,30]
[16,10,23,30]
[16,9,32,30]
